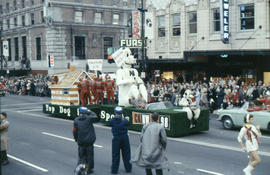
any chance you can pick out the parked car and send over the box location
[217,101,270,131]
[0,89,5,96]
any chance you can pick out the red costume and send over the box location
[78,79,91,106]
[89,78,96,104]
[105,78,115,104]
[95,77,104,104]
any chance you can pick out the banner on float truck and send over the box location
[132,10,141,39]
[47,53,54,67]
[145,11,153,40]
[3,40,9,57]
[87,59,103,71]
[221,0,229,44]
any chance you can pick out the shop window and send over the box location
[112,14,119,25]
[240,4,254,30]
[8,39,11,61]
[75,36,86,59]
[31,13,35,25]
[158,15,165,37]
[212,8,220,32]
[75,11,83,23]
[104,37,113,60]
[14,37,19,61]
[22,36,27,60]
[36,37,41,60]
[172,13,180,36]
[188,11,197,34]
[94,12,102,24]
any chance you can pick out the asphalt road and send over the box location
[1,95,270,175]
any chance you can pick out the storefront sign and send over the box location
[132,112,170,130]
[87,59,103,71]
[132,11,141,39]
[120,39,142,48]
[222,0,229,44]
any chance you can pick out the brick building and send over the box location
[0,0,140,75]
[146,0,270,83]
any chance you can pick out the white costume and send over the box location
[238,125,261,152]
[179,89,201,128]
[113,48,147,107]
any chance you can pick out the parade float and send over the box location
[43,48,209,137]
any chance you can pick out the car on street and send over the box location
[0,89,5,96]
[217,101,270,132]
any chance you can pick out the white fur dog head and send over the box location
[112,47,136,68]
[183,89,194,99]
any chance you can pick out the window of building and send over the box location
[172,13,180,36]
[130,0,135,5]
[41,0,45,3]
[75,36,85,59]
[6,3,9,12]
[158,15,165,37]
[21,0,25,8]
[14,0,17,10]
[7,19,10,29]
[212,8,220,32]
[94,12,102,24]
[31,13,35,25]
[188,11,197,34]
[31,0,34,5]
[22,15,25,26]
[22,36,27,60]
[112,14,119,25]
[123,0,128,6]
[104,37,113,59]
[240,4,254,30]
[14,17,17,27]
[8,39,11,61]
[36,37,41,60]
[75,11,83,23]
[41,11,45,23]
[15,37,19,61]
[112,0,120,6]
[96,0,103,5]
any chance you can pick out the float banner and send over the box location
[132,11,141,39]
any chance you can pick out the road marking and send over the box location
[7,154,48,172]
[197,169,223,175]
[173,161,182,165]
[17,112,270,157]
[261,135,270,139]
[3,107,42,112]
[1,102,46,107]
[41,132,103,148]
[17,109,42,112]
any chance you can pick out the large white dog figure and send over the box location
[179,89,201,128]
[112,47,147,107]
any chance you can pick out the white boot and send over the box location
[243,165,254,175]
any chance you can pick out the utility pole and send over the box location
[138,0,147,74]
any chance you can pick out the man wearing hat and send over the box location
[73,107,98,174]
[110,106,132,174]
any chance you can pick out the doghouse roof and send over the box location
[49,70,91,88]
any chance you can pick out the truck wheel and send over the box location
[222,116,234,130]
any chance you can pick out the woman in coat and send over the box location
[132,112,167,175]
[1,112,10,165]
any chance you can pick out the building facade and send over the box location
[0,0,141,75]
[146,0,270,82]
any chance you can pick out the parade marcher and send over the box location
[1,112,10,165]
[78,77,91,106]
[110,106,132,174]
[238,114,261,175]
[95,77,104,104]
[105,75,115,104]
[132,112,167,175]
[73,107,98,174]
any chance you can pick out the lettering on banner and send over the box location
[132,112,170,130]
[59,106,71,117]
[46,104,55,114]
[100,110,130,122]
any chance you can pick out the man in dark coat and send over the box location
[73,107,98,174]
[110,106,132,174]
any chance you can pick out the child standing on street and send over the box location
[237,114,261,175]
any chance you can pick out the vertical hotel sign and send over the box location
[132,11,141,39]
[222,0,229,44]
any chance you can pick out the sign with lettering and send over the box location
[3,40,9,57]
[87,59,103,71]
[120,39,142,48]
[132,112,170,130]
[222,0,229,44]
[132,11,141,39]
